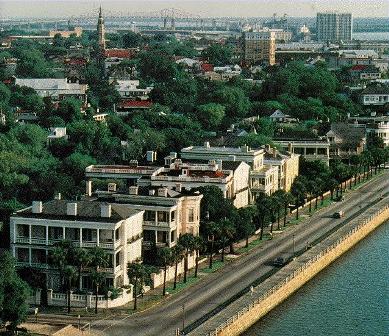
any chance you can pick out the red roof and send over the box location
[201,63,214,72]
[350,65,367,71]
[104,49,137,59]
[118,100,152,109]
[2,79,12,85]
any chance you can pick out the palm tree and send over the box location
[49,245,68,291]
[281,192,293,227]
[272,191,285,230]
[192,236,204,278]
[237,207,256,247]
[157,247,172,296]
[171,244,184,289]
[71,247,90,290]
[178,233,195,283]
[326,178,338,201]
[63,265,77,314]
[127,263,146,310]
[217,219,236,262]
[291,177,307,220]
[89,246,109,272]
[172,244,184,289]
[255,192,272,240]
[90,269,106,314]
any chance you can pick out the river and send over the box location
[244,221,389,336]
[353,32,389,41]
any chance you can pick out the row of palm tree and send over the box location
[49,241,109,314]
[127,233,204,310]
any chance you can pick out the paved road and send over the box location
[91,172,389,336]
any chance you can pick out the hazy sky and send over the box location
[0,0,388,18]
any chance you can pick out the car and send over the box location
[272,256,287,267]
[333,210,344,218]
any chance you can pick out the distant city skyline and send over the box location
[0,0,388,18]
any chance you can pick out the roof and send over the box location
[350,65,379,73]
[15,78,87,93]
[14,200,142,222]
[118,100,152,109]
[104,49,137,59]
[327,123,366,149]
[201,63,214,72]
[361,85,389,95]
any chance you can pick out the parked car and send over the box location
[333,210,344,218]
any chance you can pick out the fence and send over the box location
[150,254,207,289]
[43,286,133,309]
[208,202,389,336]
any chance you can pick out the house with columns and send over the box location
[10,199,143,291]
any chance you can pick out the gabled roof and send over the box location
[270,109,288,118]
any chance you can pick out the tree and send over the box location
[71,248,91,290]
[201,44,232,66]
[236,207,256,248]
[217,219,236,261]
[255,192,272,240]
[192,236,204,278]
[157,247,172,296]
[63,265,77,313]
[171,245,184,290]
[196,103,225,130]
[213,86,251,119]
[0,252,30,331]
[178,233,195,283]
[90,269,106,314]
[127,263,147,310]
[291,177,308,220]
[49,243,69,291]
[122,32,142,48]
[56,98,82,123]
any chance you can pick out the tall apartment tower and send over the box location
[316,12,352,42]
[97,6,106,52]
[243,30,276,66]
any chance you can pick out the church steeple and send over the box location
[97,6,106,52]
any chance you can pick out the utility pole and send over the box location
[182,303,185,335]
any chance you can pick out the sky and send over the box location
[0,0,388,18]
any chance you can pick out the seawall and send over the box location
[190,197,389,336]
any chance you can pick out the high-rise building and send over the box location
[316,12,352,42]
[243,30,276,66]
[97,6,106,52]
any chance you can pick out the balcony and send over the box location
[16,261,49,269]
[15,237,30,244]
[99,239,121,249]
[144,220,173,228]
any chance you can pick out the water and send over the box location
[353,32,389,41]
[244,221,389,336]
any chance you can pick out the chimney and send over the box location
[288,142,293,153]
[108,183,117,192]
[158,188,168,197]
[273,148,277,158]
[265,144,271,152]
[129,159,138,166]
[241,144,249,152]
[175,183,182,192]
[32,201,43,214]
[101,204,112,218]
[217,159,223,170]
[149,189,156,196]
[129,186,138,195]
[54,193,61,200]
[204,141,210,148]
[67,202,77,216]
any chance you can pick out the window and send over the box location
[170,230,176,243]
[49,227,63,240]
[157,211,168,222]
[144,211,156,222]
[171,211,176,222]
[143,230,155,242]
[188,209,194,222]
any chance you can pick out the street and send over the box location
[89,171,389,336]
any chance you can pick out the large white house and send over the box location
[14,78,88,102]
[10,199,143,290]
